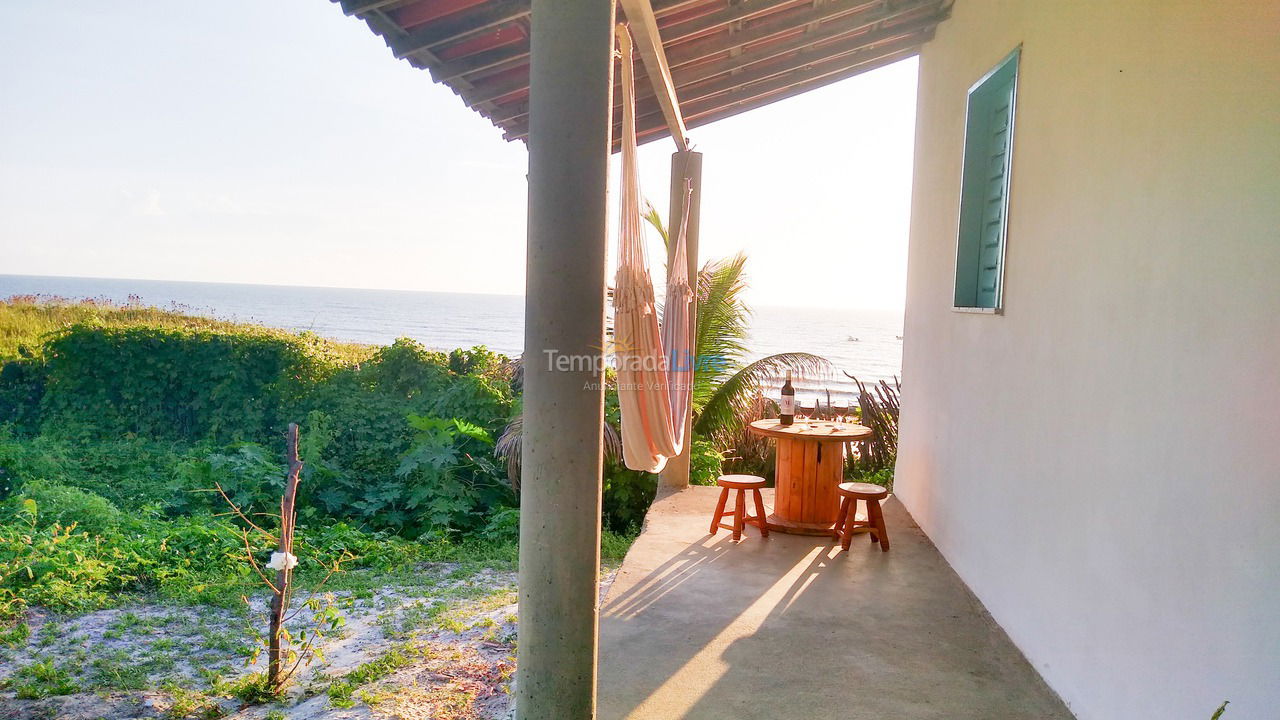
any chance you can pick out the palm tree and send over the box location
[644,205,830,448]
[498,208,830,486]
[690,254,829,446]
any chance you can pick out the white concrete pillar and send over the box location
[659,150,703,489]
[517,0,614,718]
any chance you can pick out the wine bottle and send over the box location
[779,371,796,426]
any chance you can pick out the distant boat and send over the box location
[895,335,903,340]
[846,335,859,342]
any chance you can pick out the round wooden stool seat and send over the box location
[833,482,890,552]
[717,474,767,489]
[837,481,889,499]
[710,476,769,541]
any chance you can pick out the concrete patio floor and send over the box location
[599,486,1074,719]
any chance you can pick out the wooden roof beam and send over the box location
[619,0,688,150]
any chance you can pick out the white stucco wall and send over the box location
[895,1,1280,718]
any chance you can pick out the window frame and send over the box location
[952,46,1022,314]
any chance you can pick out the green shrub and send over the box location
[391,415,510,535]
[358,338,452,399]
[0,434,205,513]
[39,324,322,442]
[0,431,65,501]
[0,359,46,434]
[688,438,724,486]
[847,465,894,491]
[174,443,285,520]
[601,529,636,561]
[599,385,657,532]
[602,461,657,533]
[447,345,504,377]
[0,492,256,610]
[6,480,125,534]
[0,300,538,614]
[295,341,515,534]
[294,521,425,572]
[68,440,206,512]
[0,501,136,613]
[598,438,721,530]
[479,506,520,544]
[0,496,445,613]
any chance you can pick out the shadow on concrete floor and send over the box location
[598,486,1073,720]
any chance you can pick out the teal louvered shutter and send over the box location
[954,48,1019,310]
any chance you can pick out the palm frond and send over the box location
[495,413,622,492]
[642,201,669,253]
[695,352,831,446]
[603,419,623,467]
[630,207,840,456]
[640,208,751,405]
[692,253,751,410]
[494,414,524,491]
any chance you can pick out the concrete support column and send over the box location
[518,1,615,718]
[659,150,704,489]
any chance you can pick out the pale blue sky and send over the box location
[0,1,918,310]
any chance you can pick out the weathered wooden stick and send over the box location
[268,423,304,691]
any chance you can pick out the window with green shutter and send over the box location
[954,47,1020,311]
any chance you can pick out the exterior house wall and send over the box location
[895,1,1280,718]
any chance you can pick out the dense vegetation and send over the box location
[0,298,635,623]
[0,276,894,632]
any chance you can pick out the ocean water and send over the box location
[0,275,901,402]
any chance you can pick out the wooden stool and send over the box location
[832,482,889,552]
[710,475,770,541]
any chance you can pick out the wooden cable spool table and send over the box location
[747,419,874,535]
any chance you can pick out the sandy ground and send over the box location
[0,563,610,720]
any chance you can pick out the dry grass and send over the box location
[364,641,513,720]
[0,295,373,365]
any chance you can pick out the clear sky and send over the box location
[0,1,918,311]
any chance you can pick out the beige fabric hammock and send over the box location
[613,25,695,473]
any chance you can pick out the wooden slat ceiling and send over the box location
[334,0,952,147]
